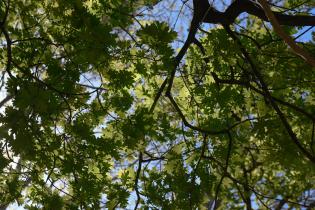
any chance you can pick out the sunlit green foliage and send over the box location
[0,0,315,209]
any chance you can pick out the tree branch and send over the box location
[134,152,142,210]
[0,95,13,108]
[149,78,168,113]
[202,0,315,26]
[213,131,233,209]
[258,0,315,67]
[192,37,315,122]
[224,26,315,164]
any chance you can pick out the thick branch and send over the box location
[0,0,10,27]
[1,27,14,79]
[202,0,315,26]
[258,0,315,67]
[166,0,211,95]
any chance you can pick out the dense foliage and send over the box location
[0,0,315,209]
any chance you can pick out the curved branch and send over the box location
[166,0,211,95]
[224,26,315,164]
[167,94,226,134]
[214,131,233,209]
[258,0,315,67]
[193,37,315,121]
[202,0,315,26]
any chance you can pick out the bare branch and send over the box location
[203,0,315,26]
[0,94,12,108]
[258,0,315,68]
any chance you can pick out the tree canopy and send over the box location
[0,0,315,209]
